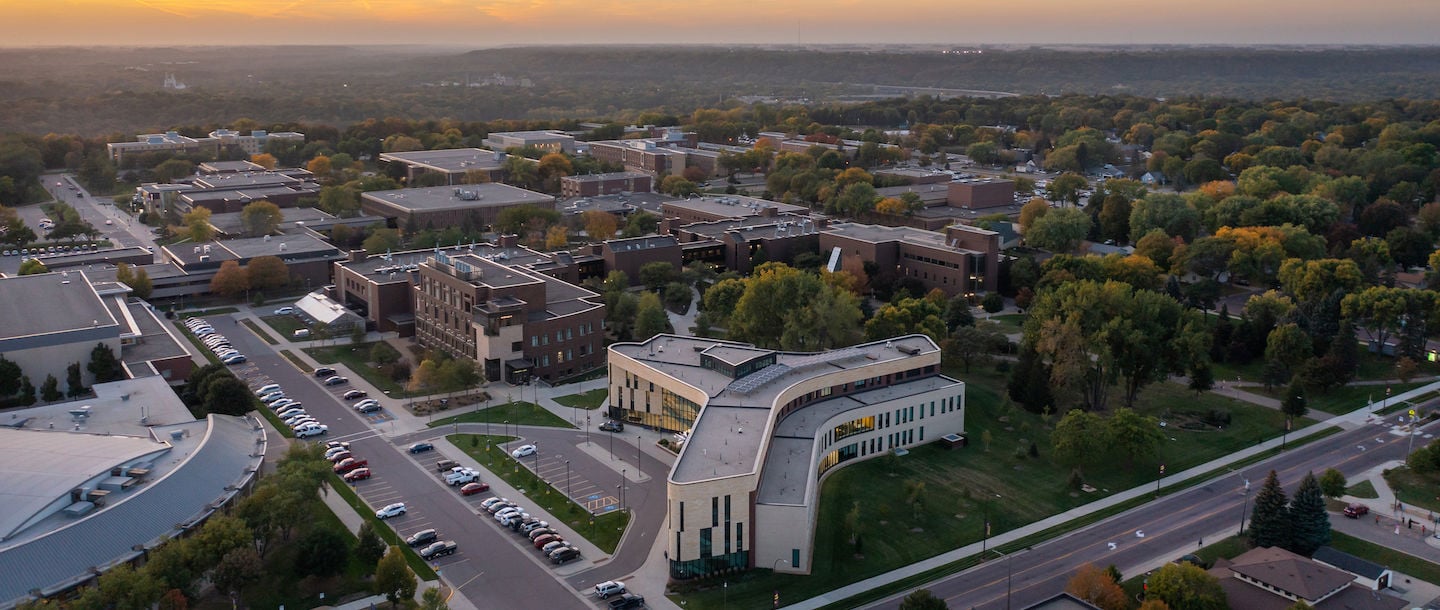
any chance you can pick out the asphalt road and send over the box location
[212,315,596,610]
[866,414,1440,610]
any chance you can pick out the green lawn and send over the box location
[429,401,574,429]
[1330,531,1440,584]
[673,368,1313,610]
[261,314,311,339]
[448,434,630,553]
[1304,382,1428,415]
[1383,467,1440,514]
[279,349,311,373]
[304,342,407,397]
[1214,349,1440,386]
[990,314,1025,330]
[242,319,279,345]
[1346,480,1379,499]
[554,388,608,410]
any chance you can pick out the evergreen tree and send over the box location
[40,374,62,402]
[1287,472,1331,555]
[1188,363,1215,395]
[66,362,85,398]
[1282,380,1308,422]
[1249,470,1291,548]
[0,356,22,396]
[1210,318,1233,363]
[1008,344,1054,413]
[88,343,124,383]
[19,375,35,405]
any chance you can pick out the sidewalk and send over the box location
[788,379,1440,610]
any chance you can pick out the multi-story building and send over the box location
[660,195,808,225]
[361,184,555,231]
[589,140,686,175]
[820,222,1000,296]
[378,149,508,185]
[160,233,345,292]
[482,131,576,154]
[559,172,653,198]
[414,248,604,383]
[608,334,965,578]
[947,178,1016,209]
[135,168,320,215]
[106,129,303,165]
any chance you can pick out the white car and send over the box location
[511,445,537,458]
[274,306,296,315]
[289,419,319,430]
[295,424,328,438]
[375,503,407,519]
[324,446,349,460]
[352,399,380,410]
[594,581,627,599]
[254,384,281,396]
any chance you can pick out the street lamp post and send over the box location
[621,469,627,511]
[987,548,1013,610]
[504,420,509,441]
[610,428,615,460]
[1237,480,1251,536]
[637,434,642,475]
[1407,409,1419,457]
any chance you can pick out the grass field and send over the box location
[278,349,310,372]
[1214,349,1440,388]
[448,434,630,553]
[1384,467,1440,514]
[173,322,223,366]
[304,342,407,397]
[554,388,608,410]
[1347,480,1379,499]
[242,319,278,345]
[672,367,1315,610]
[260,314,310,339]
[429,401,574,429]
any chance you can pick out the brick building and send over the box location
[947,178,1016,209]
[820,222,999,296]
[560,172,653,198]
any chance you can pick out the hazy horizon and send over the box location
[5,0,1439,47]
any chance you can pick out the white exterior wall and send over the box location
[2,337,122,390]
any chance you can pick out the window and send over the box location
[700,528,712,558]
[737,523,743,552]
[511,341,522,352]
[567,328,574,340]
[792,549,800,571]
[712,497,719,527]
[679,501,684,531]
[542,335,549,346]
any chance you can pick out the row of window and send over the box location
[528,323,595,347]
[902,251,962,269]
[817,425,927,478]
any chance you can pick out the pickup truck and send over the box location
[608,593,645,609]
[445,468,481,486]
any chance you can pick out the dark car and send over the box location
[406,528,438,547]
[599,420,624,432]
[343,389,369,400]
[420,540,457,559]
[312,367,336,378]
[408,442,434,454]
[436,459,459,472]
[607,593,644,609]
[551,546,582,565]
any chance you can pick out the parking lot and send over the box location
[524,451,621,515]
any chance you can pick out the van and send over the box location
[436,459,459,472]
[293,329,311,339]
[255,384,281,396]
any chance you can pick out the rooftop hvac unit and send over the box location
[198,255,209,262]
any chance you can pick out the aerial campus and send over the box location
[4,32,1440,610]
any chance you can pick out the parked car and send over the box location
[599,420,624,432]
[352,398,379,410]
[511,444,537,458]
[541,540,570,555]
[607,593,645,609]
[375,503,406,519]
[342,467,370,482]
[313,367,335,378]
[1344,503,1370,518]
[446,468,480,486]
[436,459,460,472]
[460,482,490,496]
[273,306,295,315]
[323,376,349,386]
[293,329,311,339]
[420,540,457,559]
[343,389,369,400]
[594,581,627,599]
[480,497,509,511]
[533,534,561,549]
[408,442,434,454]
[324,447,349,460]
[406,529,438,547]
[255,384,281,396]
[333,458,367,473]
[551,547,582,565]
[326,441,350,450]
[520,520,549,533]
[222,354,247,365]
[527,527,555,541]
[295,424,328,438]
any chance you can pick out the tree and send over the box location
[1129,193,1200,242]
[664,281,693,313]
[40,374,61,402]
[1147,562,1227,610]
[296,527,351,578]
[356,522,387,571]
[898,589,949,610]
[634,291,671,340]
[249,153,278,170]
[1066,563,1129,610]
[1250,470,1291,548]
[944,294,976,330]
[88,342,124,383]
[1019,197,1050,233]
[944,324,1005,373]
[18,375,34,405]
[370,342,402,367]
[0,356,21,396]
[66,362,84,397]
[209,260,249,299]
[1049,173,1090,207]
[1319,468,1347,498]
[659,175,698,197]
[363,227,402,253]
[90,563,163,610]
[831,181,878,217]
[981,292,1004,314]
[1105,408,1165,468]
[1265,323,1312,382]
[639,261,678,291]
[318,185,361,217]
[239,201,283,237]
[1281,379,1308,422]
[1051,409,1105,473]
[181,206,215,242]
[117,263,153,299]
[1396,356,1419,382]
[153,158,195,182]
[582,210,618,241]
[408,358,441,395]
[246,255,290,292]
[1287,472,1332,555]
[420,587,450,610]
[1026,207,1091,253]
[374,546,417,607]
[306,155,333,177]
[544,224,569,250]
[204,375,254,416]
[18,258,48,275]
[212,547,263,599]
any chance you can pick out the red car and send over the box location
[343,467,371,482]
[333,458,368,473]
[460,482,490,496]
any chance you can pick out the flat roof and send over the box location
[342,244,559,279]
[823,222,987,252]
[206,206,337,236]
[587,192,677,215]
[192,172,305,190]
[488,130,573,140]
[563,171,650,183]
[613,334,941,484]
[362,184,553,213]
[198,160,265,173]
[379,148,506,173]
[662,195,808,219]
[112,300,192,365]
[166,233,339,266]
[558,197,634,216]
[605,235,678,252]
[0,271,118,341]
[35,247,156,268]
[676,215,822,241]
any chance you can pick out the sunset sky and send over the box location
[3,0,1437,47]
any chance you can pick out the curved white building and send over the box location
[608,334,965,578]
